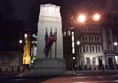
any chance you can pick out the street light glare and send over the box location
[77,41,80,45]
[93,14,100,21]
[19,40,23,44]
[114,42,118,46]
[78,15,86,23]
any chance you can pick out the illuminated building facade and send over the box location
[74,14,118,70]
[63,14,118,70]
[75,24,104,69]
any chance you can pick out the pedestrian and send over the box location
[102,66,104,71]
[85,65,87,71]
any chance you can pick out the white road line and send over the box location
[72,80,118,83]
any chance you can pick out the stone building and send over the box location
[63,14,118,70]
[75,24,104,69]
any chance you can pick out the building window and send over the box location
[81,46,85,53]
[96,26,100,32]
[84,35,89,42]
[81,36,83,42]
[91,45,96,53]
[86,58,90,66]
[90,26,94,32]
[90,35,95,42]
[93,58,96,65]
[85,45,90,53]
[81,46,83,53]
[96,35,101,42]
[84,26,88,32]
[97,45,102,53]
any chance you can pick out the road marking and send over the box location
[72,80,118,83]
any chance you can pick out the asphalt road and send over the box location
[1,71,118,83]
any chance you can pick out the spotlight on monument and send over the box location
[93,13,100,21]
[78,14,86,23]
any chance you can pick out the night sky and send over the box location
[1,0,118,32]
[0,0,118,51]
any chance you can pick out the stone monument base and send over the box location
[25,58,66,77]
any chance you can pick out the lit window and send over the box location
[72,42,75,47]
[63,32,66,36]
[86,58,90,66]
[72,32,74,35]
[24,34,28,38]
[68,31,70,35]
[93,58,96,65]
[72,48,75,54]
[32,34,37,38]
[72,36,74,42]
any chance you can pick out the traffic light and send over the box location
[31,59,34,64]
[31,56,34,64]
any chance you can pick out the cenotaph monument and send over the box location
[30,4,66,76]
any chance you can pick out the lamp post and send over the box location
[77,40,80,46]
[114,42,118,53]
[114,42,118,69]
[76,40,80,69]
[19,40,23,44]
[19,40,23,66]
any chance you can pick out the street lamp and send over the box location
[19,40,23,44]
[78,14,86,23]
[18,40,23,67]
[77,40,80,45]
[114,42,118,67]
[114,42,118,46]
[73,56,75,60]
[93,13,100,21]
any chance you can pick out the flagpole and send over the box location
[55,28,57,59]
[50,28,52,59]
[50,47,52,59]
[45,27,47,59]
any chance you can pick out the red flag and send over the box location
[44,29,56,57]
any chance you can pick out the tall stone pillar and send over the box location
[30,4,66,76]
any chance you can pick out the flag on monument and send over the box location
[44,28,48,45]
[44,28,56,57]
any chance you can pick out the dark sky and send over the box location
[1,0,118,32]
